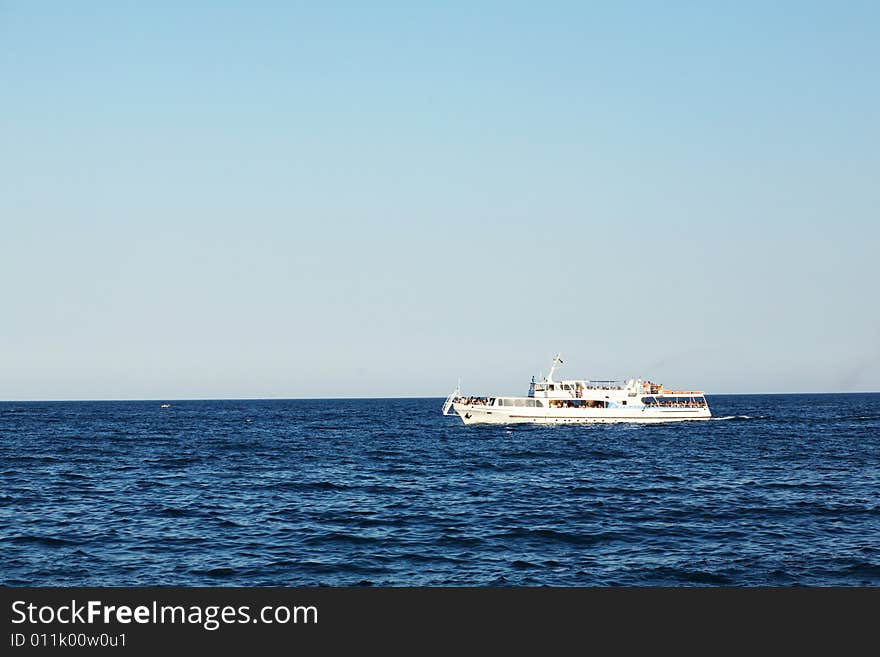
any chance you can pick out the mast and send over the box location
[546,353,563,383]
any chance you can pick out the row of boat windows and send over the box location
[497,398,545,407]
[548,400,607,409]
[497,399,610,408]
[533,383,624,392]
[642,396,707,407]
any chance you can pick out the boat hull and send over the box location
[452,403,711,425]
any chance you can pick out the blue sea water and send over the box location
[1,394,878,586]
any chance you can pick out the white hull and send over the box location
[453,403,711,425]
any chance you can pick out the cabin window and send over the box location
[548,399,606,409]
[496,398,544,408]
[642,396,706,407]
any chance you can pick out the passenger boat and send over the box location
[442,355,711,425]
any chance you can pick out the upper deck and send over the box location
[526,355,703,402]
[528,377,691,397]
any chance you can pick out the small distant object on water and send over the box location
[160,403,171,409]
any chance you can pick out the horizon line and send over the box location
[2,390,879,403]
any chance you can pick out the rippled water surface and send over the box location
[2,394,878,586]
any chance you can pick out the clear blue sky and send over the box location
[2,2,878,399]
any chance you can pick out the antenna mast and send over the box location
[547,353,563,383]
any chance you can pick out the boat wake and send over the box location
[712,415,754,421]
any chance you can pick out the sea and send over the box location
[1,394,878,586]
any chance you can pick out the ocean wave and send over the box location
[6,535,81,547]
[301,531,384,546]
[491,528,615,546]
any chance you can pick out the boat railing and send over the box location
[537,380,626,389]
[581,380,626,390]
[441,384,461,415]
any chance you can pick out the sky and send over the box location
[2,1,878,399]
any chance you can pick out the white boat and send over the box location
[442,354,711,425]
